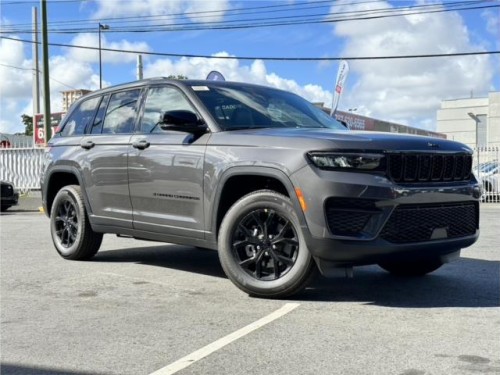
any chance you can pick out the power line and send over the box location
[1,0,339,27]
[2,35,498,61]
[38,3,499,35]
[0,62,78,89]
[1,0,491,34]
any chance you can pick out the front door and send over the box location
[128,85,208,238]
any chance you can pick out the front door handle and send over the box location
[132,139,150,150]
[80,140,95,149]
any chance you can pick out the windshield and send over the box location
[191,84,346,131]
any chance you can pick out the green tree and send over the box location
[21,114,33,136]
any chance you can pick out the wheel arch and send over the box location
[210,167,307,239]
[44,167,91,218]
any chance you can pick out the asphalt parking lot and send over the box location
[1,194,499,375]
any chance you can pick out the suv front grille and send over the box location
[380,202,478,244]
[387,153,472,184]
[325,198,380,236]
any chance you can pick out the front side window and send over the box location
[140,86,197,133]
[102,89,141,134]
[59,96,100,136]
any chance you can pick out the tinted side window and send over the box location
[60,96,100,137]
[140,86,196,133]
[102,89,141,134]
[90,95,109,134]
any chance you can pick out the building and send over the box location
[334,110,446,138]
[437,92,500,148]
[61,89,92,112]
[313,103,446,139]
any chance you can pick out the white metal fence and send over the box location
[0,146,499,202]
[0,147,45,192]
[473,147,500,203]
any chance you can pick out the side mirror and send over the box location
[159,110,207,134]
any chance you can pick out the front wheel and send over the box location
[218,190,316,298]
[50,185,103,260]
[378,258,444,276]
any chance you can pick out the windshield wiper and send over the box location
[224,126,271,131]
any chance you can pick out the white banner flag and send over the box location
[330,60,349,116]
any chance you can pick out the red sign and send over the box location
[34,112,65,145]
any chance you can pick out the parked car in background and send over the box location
[474,160,500,201]
[1,181,19,212]
[0,134,12,148]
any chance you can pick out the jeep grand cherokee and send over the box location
[41,78,481,298]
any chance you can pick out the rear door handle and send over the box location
[132,139,150,150]
[80,140,95,149]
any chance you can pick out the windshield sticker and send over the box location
[191,86,210,91]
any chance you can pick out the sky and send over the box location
[0,0,499,135]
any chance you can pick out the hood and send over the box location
[210,127,472,153]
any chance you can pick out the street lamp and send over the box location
[467,112,480,149]
[98,23,109,89]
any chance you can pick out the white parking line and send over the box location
[148,303,301,375]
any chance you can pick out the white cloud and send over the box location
[68,33,151,64]
[482,9,499,36]
[1,45,335,134]
[0,38,101,134]
[0,37,32,99]
[143,52,333,105]
[329,1,494,129]
[93,0,229,23]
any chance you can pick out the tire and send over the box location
[218,190,316,298]
[50,185,103,260]
[378,258,444,276]
[1,205,11,212]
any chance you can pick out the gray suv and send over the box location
[41,78,481,298]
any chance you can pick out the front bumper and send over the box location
[291,165,481,265]
[1,192,19,207]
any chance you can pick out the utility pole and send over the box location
[137,55,143,80]
[98,23,109,89]
[32,7,40,116]
[41,0,51,144]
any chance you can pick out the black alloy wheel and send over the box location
[50,185,103,260]
[218,190,316,298]
[54,199,79,248]
[232,208,298,281]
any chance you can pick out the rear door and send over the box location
[128,85,208,238]
[81,88,143,228]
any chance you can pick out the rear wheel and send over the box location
[218,190,316,298]
[378,258,444,276]
[50,185,103,260]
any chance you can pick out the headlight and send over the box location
[308,152,386,171]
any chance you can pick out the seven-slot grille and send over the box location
[387,153,472,183]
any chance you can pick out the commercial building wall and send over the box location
[333,110,446,139]
[437,92,500,148]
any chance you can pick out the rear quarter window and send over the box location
[59,96,100,137]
